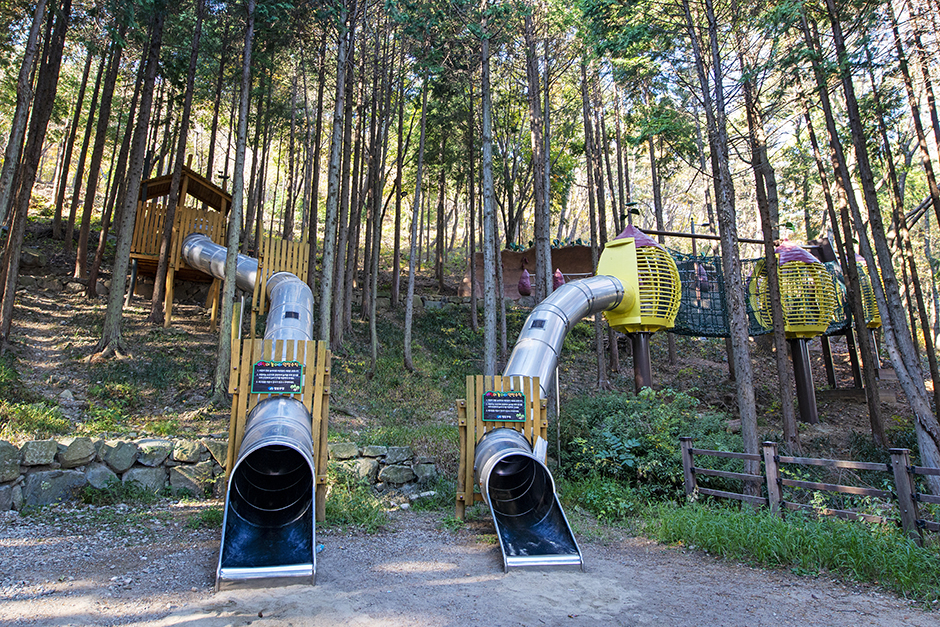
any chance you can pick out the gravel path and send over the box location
[1,504,936,627]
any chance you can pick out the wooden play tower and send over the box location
[129,164,231,328]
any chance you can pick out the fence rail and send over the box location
[679,437,933,546]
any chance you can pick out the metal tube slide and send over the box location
[181,233,258,293]
[503,275,624,396]
[474,429,583,570]
[180,234,319,589]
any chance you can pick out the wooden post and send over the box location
[680,437,696,497]
[762,441,782,516]
[820,336,837,388]
[890,448,923,546]
[456,398,468,520]
[845,330,863,388]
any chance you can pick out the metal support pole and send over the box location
[789,338,818,424]
[632,332,652,393]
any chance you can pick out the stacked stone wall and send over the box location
[0,437,438,511]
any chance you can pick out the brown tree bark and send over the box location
[93,4,166,358]
[0,0,72,346]
[76,29,125,284]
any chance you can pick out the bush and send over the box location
[561,388,739,499]
[558,474,640,524]
[324,466,387,532]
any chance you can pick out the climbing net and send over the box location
[668,250,852,339]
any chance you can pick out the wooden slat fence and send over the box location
[455,375,547,519]
[681,437,935,546]
[227,338,331,521]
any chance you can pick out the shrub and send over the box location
[561,388,739,499]
[324,466,387,532]
[558,474,640,524]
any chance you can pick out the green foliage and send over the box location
[79,481,161,506]
[0,401,70,441]
[558,474,639,524]
[148,418,180,436]
[185,505,224,529]
[408,476,454,512]
[438,515,466,532]
[81,405,127,435]
[560,388,738,498]
[649,502,940,605]
[324,466,387,533]
[0,352,33,403]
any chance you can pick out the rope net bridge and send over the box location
[669,250,853,339]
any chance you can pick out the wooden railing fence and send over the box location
[680,437,938,546]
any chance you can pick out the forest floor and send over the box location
[0,217,932,626]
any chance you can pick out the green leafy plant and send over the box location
[560,388,739,499]
[324,467,387,532]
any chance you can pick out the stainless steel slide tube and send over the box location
[473,428,582,570]
[503,275,625,394]
[181,234,319,589]
[181,233,258,293]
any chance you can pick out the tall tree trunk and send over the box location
[210,0,254,402]
[581,60,608,389]
[306,31,327,289]
[0,0,71,346]
[52,46,91,239]
[65,50,105,255]
[825,0,940,482]
[148,0,203,323]
[865,42,940,414]
[318,5,353,345]
[0,0,47,228]
[76,29,125,283]
[403,75,429,372]
[481,16,498,375]
[795,69,883,446]
[391,51,404,307]
[524,6,550,302]
[93,3,165,358]
[283,68,297,239]
[682,0,759,480]
[737,41,799,450]
[205,18,229,181]
[331,40,357,349]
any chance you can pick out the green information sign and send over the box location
[251,360,304,394]
[481,390,527,422]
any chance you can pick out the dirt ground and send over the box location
[1,505,937,627]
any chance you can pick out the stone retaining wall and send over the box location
[0,437,438,511]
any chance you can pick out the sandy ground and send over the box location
[2,506,937,627]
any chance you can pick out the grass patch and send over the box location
[324,467,387,532]
[186,505,224,529]
[0,353,34,403]
[79,481,162,506]
[648,502,940,605]
[0,401,70,441]
[80,405,127,435]
[147,417,180,436]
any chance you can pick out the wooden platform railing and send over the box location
[250,237,310,339]
[681,437,932,546]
